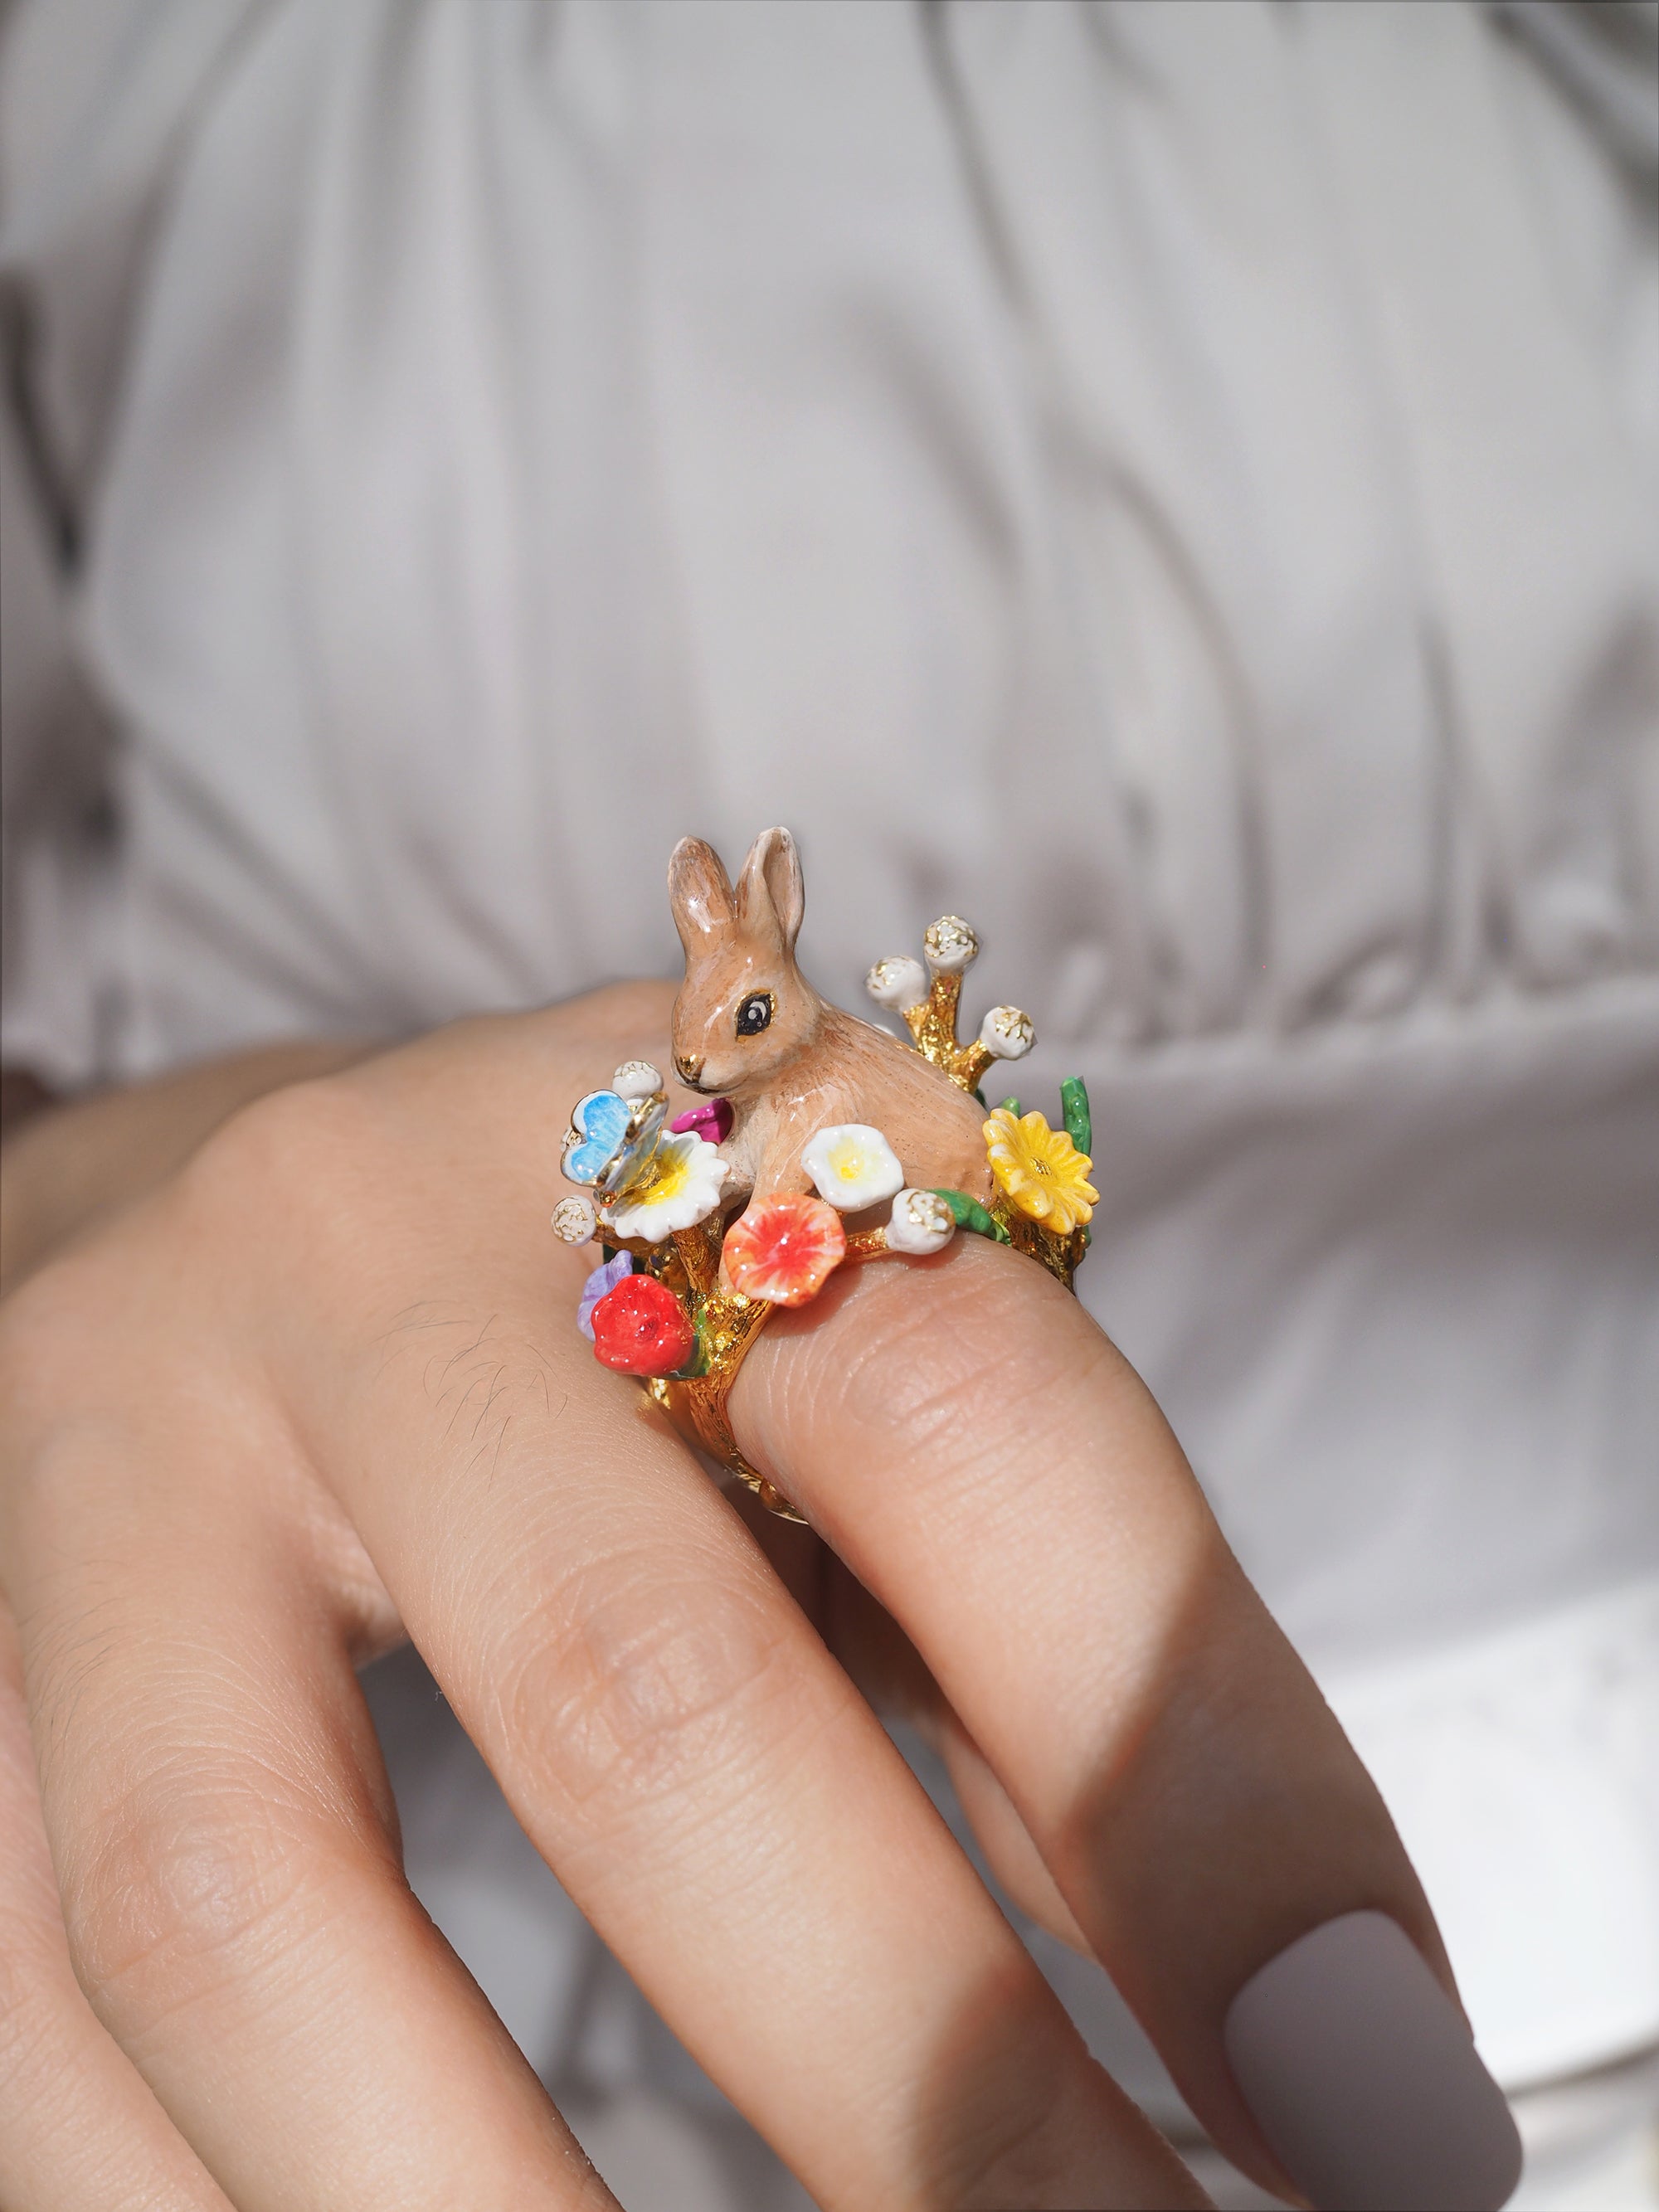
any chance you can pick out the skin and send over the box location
[0,985,1464,2210]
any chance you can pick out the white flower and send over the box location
[923,916,979,974]
[551,1194,598,1245]
[979,1004,1034,1061]
[865,955,929,1013]
[606,1131,730,1242]
[800,1123,906,1212]
[886,1189,956,1255]
[611,1060,664,1101]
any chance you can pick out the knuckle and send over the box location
[0,1252,105,1411]
[0,1261,130,1522]
[180,1072,373,1234]
[59,1753,332,2020]
[497,1553,797,1820]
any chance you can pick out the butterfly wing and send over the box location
[562,1090,633,1185]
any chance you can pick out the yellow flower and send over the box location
[983,1107,1097,1235]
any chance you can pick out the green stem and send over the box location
[1060,1077,1092,1159]
[932,1189,1012,1244]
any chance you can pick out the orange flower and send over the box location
[722,1194,847,1306]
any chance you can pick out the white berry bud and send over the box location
[979,1005,1034,1060]
[886,1188,957,1255]
[551,1195,598,1244]
[923,916,980,974]
[611,1060,664,1101]
[865,955,929,1012]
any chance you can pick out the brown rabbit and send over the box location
[668,828,994,1214]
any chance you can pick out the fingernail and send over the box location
[1224,1910,1522,2211]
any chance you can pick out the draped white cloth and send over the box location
[3,0,1657,2185]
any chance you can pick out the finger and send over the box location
[346,1296,1209,2212]
[0,1609,230,2212]
[734,1240,1524,2212]
[5,1427,616,2212]
[817,1551,1092,1956]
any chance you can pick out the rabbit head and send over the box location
[668,829,825,1098]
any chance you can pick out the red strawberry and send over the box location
[590,1274,696,1376]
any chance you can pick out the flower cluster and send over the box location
[553,1074,981,1370]
[551,940,1097,1396]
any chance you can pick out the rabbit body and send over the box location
[668,830,994,1213]
[717,1003,992,1208]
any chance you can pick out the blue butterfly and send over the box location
[562,1090,666,1190]
[562,1091,633,1186]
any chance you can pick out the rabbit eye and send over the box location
[735,992,775,1038]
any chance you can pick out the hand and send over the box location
[0,989,1517,2210]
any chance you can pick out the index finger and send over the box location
[732,1238,1524,2212]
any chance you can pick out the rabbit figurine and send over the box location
[668,829,995,1215]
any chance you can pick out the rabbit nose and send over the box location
[674,1052,706,1088]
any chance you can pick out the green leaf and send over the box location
[932,1189,1012,1243]
[996,1096,1023,1118]
[1060,1077,1092,1159]
[672,1326,712,1381]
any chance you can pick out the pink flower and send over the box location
[722,1194,847,1307]
[670,1096,733,1145]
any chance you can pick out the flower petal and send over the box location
[577,1252,634,1339]
[984,1105,1097,1232]
[723,1195,847,1305]
[800,1123,906,1212]
[669,1096,734,1145]
[607,1131,730,1242]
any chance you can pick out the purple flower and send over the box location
[669,1096,733,1145]
[577,1252,634,1339]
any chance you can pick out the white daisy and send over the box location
[800,1123,907,1212]
[605,1131,729,1242]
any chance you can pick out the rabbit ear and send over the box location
[736,827,805,952]
[667,837,737,950]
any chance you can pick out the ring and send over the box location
[550,829,1097,1520]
